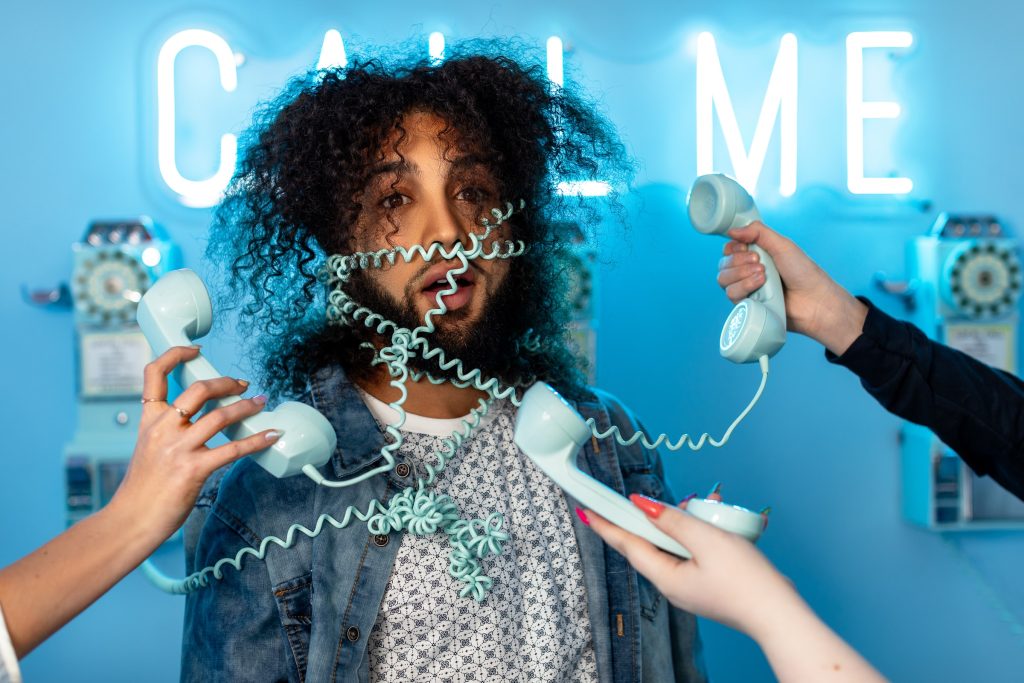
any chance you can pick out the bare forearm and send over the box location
[0,496,163,658]
[800,283,868,357]
[0,347,273,659]
[751,593,887,683]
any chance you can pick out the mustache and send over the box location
[404,257,485,301]
[409,255,484,280]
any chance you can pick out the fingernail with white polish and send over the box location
[266,430,283,441]
[253,394,268,405]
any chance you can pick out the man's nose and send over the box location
[420,199,470,250]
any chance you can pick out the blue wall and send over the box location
[2,0,1022,680]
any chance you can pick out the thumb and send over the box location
[726,222,790,260]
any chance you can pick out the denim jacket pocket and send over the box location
[273,572,313,681]
[622,471,666,621]
[623,470,665,500]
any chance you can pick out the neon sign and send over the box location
[156,29,915,208]
[696,32,798,198]
[316,29,347,70]
[157,29,239,208]
[846,31,914,195]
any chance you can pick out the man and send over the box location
[182,45,706,682]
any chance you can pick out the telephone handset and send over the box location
[687,174,787,363]
[136,269,336,478]
[513,383,765,558]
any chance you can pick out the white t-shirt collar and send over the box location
[357,388,502,436]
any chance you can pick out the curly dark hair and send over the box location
[207,39,634,401]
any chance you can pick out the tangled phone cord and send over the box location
[148,203,527,601]
[147,200,772,602]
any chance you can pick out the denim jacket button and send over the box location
[395,462,411,478]
[372,533,389,547]
[346,626,360,642]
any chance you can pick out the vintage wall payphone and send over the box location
[63,219,181,525]
[897,213,1024,529]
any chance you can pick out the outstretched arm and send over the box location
[718,222,1024,499]
[0,346,279,658]
[586,497,887,683]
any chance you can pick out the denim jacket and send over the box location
[181,365,707,683]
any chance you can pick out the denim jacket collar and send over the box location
[307,365,389,479]
[306,364,599,480]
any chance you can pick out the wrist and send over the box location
[104,489,172,554]
[743,579,817,646]
[805,285,868,356]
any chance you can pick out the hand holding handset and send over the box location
[514,383,764,558]
[687,174,787,363]
[137,269,336,477]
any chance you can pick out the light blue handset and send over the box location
[688,174,787,363]
[514,383,765,559]
[136,269,337,478]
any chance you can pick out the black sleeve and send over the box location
[826,297,1024,501]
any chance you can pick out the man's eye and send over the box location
[380,193,410,210]
[456,186,492,203]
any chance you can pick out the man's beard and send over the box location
[340,263,526,386]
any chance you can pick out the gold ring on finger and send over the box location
[140,398,166,404]
[172,404,192,419]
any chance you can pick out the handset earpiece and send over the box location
[137,269,337,478]
[687,173,787,363]
[135,270,217,389]
[514,383,765,557]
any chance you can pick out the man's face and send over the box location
[346,111,516,368]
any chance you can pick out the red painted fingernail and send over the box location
[629,494,665,519]
[575,507,590,526]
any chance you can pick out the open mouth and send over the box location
[420,266,478,311]
[422,274,474,295]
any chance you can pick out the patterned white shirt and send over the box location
[361,392,599,683]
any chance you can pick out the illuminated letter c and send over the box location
[157,29,238,208]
